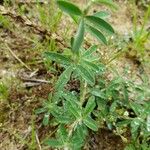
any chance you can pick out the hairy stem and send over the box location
[80,80,87,105]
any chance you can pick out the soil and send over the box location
[0,0,149,150]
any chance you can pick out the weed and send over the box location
[35,0,150,149]
[0,14,11,29]
[126,3,150,62]
[0,82,8,102]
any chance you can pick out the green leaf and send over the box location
[55,114,73,124]
[57,0,82,16]
[130,102,143,116]
[45,139,63,148]
[131,118,141,140]
[77,64,95,85]
[35,108,46,114]
[124,144,136,150]
[86,25,107,45]
[63,92,81,119]
[82,60,100,72]
[86,15,114,34]
[72,19,85,54]
[70,14,79,24]
[90,88,106,99]
[76,124,88,141]
[93,11,110,19]
[110,101,117,112]
[44,52,72,65]
[147,115,150,132]
[83,96,96,117]
[82,45,97,58]
[43,113,50,126]
[116,120,131,127]
[93,0,118,10]
[67,100,81,119]
[71,124,88,149]
[83,116,98,131]
[55,66,73,91]
[57,125,68,141]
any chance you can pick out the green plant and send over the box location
[127,4,150,62]
[35,0,62,33]
[36,0,115,149]
[36,0,150,149]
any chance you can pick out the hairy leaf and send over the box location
[77,64,95,85]
[131,118,141,140]
[86,15,114,34]
[63,93,81,118]
[82,45,97,58]
[43,113,50,126]
[90,88,106,99]
[55,66,73,91]
[82,60,100,72]
[72,19,85,54]
[83,96,96,117]
[83,116,98,131]
[86,25,107,44]
[68,101,81,119]
[44,52,72,65]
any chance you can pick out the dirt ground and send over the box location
[0,0,150,150]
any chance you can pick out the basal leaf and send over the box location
[44,52,72,65]
[83,96,96,117]
[83,116,98,131]
[86,15,114,34]
[72,19,85,54]
[86,25,107,44]
[77,64,95,85]
[55,66,73,91]
[57,0,82,16]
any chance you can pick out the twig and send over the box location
[35,132,42,150]
[4,42,32,71]
[21,78,51,83]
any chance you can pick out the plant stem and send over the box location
[80,80,87,105]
